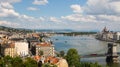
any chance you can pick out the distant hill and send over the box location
[35,29,98,33]
[35,29,74,33]
[0,26,32,33]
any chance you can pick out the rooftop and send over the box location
[36,42,52,47]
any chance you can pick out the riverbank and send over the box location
[50,34,120,67]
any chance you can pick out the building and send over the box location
[15,41,29,57]
[113,32,120,41]
[56,58,68,67]
[36,42,55,57]
[96,27,114,41]
[106,43,119,63]
[33,55,68,67]
[4,43,16,57]
[1,43,16,57]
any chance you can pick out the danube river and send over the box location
[50,34,120,66]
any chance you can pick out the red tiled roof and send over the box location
[32,33,40,38]
[6,42,15,48]
[34,55,41,61]
[45,56,59,64]
[36,42,51,47]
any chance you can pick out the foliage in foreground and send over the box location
[0,56,57,67]
[0,48,109,67]
[0,56,37,67]
[65,48,106,67]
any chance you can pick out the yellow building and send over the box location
[4,48,16,57]
[1,43,17,57]
[36,42,55,57]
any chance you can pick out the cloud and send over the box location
[0,20,19,27]
[61,14,96,23]
[0,4,19,17]
[0,3,19,17]
[49,17,61,22]
[0,2,13,9]
[0,0,120,31]
[84,0,120,15]
[0,2,46,29]
[70,4,83,13]
[27,7,38,11]
[33,0,48,5]
[96,15,120,22]
[0,0,21,3]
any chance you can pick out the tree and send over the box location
[38,50,44,56]
[3,56,13,67]
[80,62,102,67]
[24,57,38,67]
[60,51,65,57]
[0,57,5,67]
[42,63,57,67]
[66,48,80,67]
[12,57,23,67]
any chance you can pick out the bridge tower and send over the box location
[106,43,119,63]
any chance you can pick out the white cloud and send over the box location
[70,4,83,13]
[0,5,19,17]
[49,17,61,22]
[84,0,120,15]
[61,14,96,23]
[0,0,21,3]
[0,2,46,29]
[0,20,19,27]
[109,1,120,15]
[96,15,120,22]
[33,0,48,5]
[39,17,45,21]
[27,7,38,11]
[0,0,120,31]
[0,2,13,9]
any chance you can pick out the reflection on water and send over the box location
[51,35,108,55]
[50,35,120,67]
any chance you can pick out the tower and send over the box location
[102,26,108,33]
[106,43,119,63]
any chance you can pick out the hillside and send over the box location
[0,26,32,33]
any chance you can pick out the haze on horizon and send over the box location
[0,0,120,31]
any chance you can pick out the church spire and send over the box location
[102,26,108,33]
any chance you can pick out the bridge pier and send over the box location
[106,43,119,63]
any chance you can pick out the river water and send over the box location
[50,35,120,67]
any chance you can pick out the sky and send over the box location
[0,0,120,31]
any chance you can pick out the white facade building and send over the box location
[114,32,120,41]
[15,42,29,56]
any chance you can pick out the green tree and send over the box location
[66,48,80,67]
[24,57,38,67]
[38,50,44,56]
[0,57,5,67]
[60,51,65,57]
[80,62,102,67]
[12,57,23,67]
[3,55,13,67]
[42,63,57,67]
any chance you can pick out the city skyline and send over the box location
[0,0,120,31]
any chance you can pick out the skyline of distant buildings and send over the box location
[96,27,120,42]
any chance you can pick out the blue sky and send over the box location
[0,0,120,31]
[14,0,87,17]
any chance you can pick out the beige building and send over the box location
[1,39,29,57]
[56,59,68,67]
[1,43,17,57]
[15,42,29,57]
[36,42,55,57]
[114,32,120,41]
[4,48,16,57]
